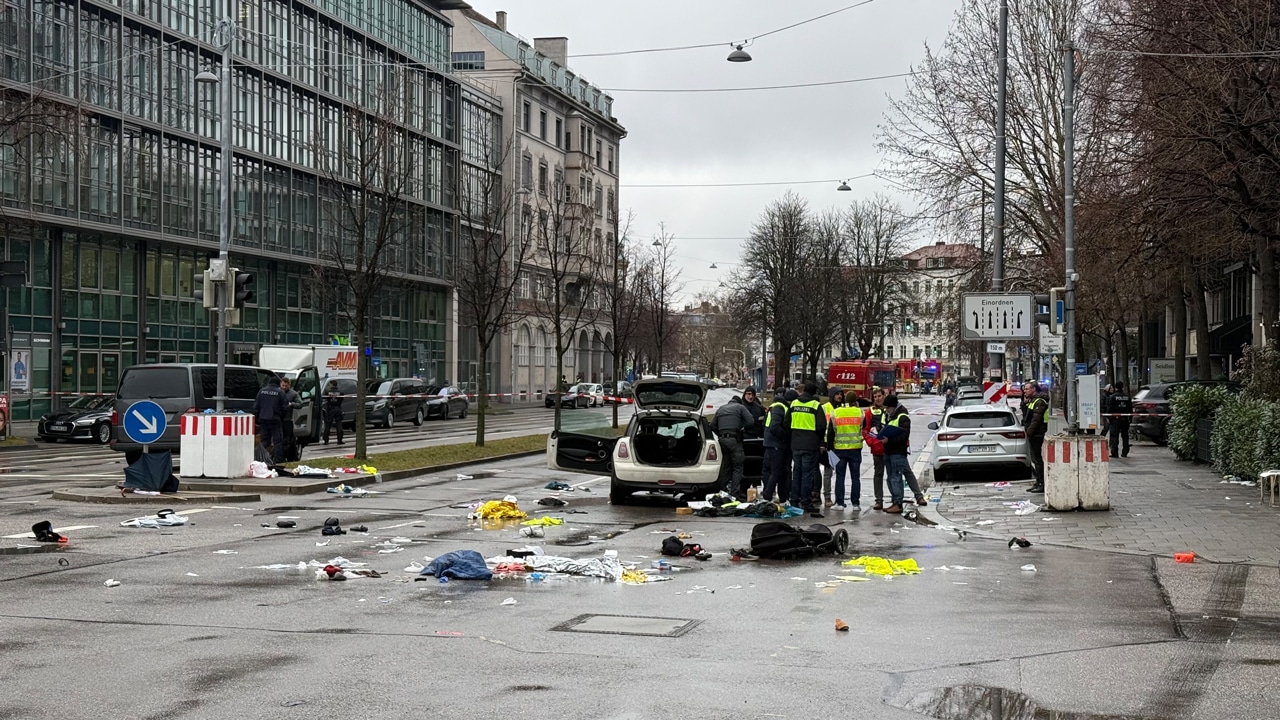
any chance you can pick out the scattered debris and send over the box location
[537,497,568,507]
[501,597,518,606]
[842,556,921,576]
[520,526,545,538]
[975,520,997,526]
[212,550,239,555]
[1174,552,1196,564]
[1021,564,1037,572]
[120,509,189,528]
[31,521,67,544]
[545,481,573,491]
[321,517,346,536]
[521,516,564,527]
[104,579,121,587]
[835,619,849,632]
[276,520,297,528]
[471,500,526,520]
[1008,537,1032,549]
[328,484,378,496]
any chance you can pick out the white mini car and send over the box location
[927,404,1032,483]
[549,379,756,504]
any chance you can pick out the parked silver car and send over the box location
[928,405,1032,482]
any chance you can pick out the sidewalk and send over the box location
[930,440,1280,566]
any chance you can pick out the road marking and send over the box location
[4,524,99,538]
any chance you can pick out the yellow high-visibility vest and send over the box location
[764,401,787,428]
[789,399,820,432]
[831,406,865,450]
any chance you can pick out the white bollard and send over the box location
[1043,435,1079,511]
[178,414,206,478]
[1077,435,1110,510]
[203,413,256,478]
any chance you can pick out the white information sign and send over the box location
[962,293,1035,340]
[1039,333,1064,354]
[986,341,1006,354]
[1077,374,1101,431]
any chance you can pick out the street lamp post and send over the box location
[195,17,236,412]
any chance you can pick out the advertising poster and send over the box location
[10,350,29,393]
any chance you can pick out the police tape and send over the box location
[31,390,636,403]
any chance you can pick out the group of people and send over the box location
[252,376,349,465]
[713,384,930,518]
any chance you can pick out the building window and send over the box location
[516,325,530,365]
[538,160,548,196]
[593,184,602,216]
[518,271,530,299]
[539,111,547,141]
[554,118,562,148]
[521,101,530,132]
[607,145,615,173]
[521,154,532,189]
[451,51,485,70]
[595,139,602,166]
[886,346,894,359]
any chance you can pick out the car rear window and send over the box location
[118,368,190,399]
[947,411,1016,429]
[1133,388,1151,401]
[197,368,272,402]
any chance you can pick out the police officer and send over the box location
[713,396,757,498]
[867,387,890,510]
[322,380,345,445]
[1107,381,1132,458]
[825,389,865,508]
[279,377,303,461]
[787,383,827,518]
[762,387,794,503]
[1022,381,1049,492]
[872,394,911,514]
[815,387,846,508]
[253,376,288,465]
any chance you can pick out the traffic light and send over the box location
[904,319,914,335]
[1034,294,1050,326]
[231,269,255,308]
[193,270,215,309]
[1049,287,1064,335]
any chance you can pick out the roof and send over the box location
[902,242,982,262]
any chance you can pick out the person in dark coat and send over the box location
[786,383,827,518]
[253,376,288,465]
[1106,381,1131,458]
[322,380,345,445]
[762,387,795,503]
[279,377,303,462]
[713,397,757,498]
[739,387,766,438]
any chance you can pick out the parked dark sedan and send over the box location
[1132,380,1241,445]
[545,383,590,409]
[424,386,469,419]
[365,378,428,428]
[38,395,114,443]
[603,380,634,404]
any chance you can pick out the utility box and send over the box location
[1044,434,1110,511]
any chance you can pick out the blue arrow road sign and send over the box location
[123,400,167,444]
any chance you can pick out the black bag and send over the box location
[750,521,848,559]
[661,536,686,556]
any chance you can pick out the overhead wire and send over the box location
[623,174,874,188]
[603,71,918,93]
[571,0,880,58]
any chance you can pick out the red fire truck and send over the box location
[826,360,897,401]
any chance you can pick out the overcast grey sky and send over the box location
[464,1,964,301]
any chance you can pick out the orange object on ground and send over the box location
[835,619,849,632]
[1174,552,1195,563]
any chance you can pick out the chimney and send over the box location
[495,10,506,31]
[935,241,945,246]
[534,37,569,66]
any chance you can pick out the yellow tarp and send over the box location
[475,500,527,520]
[841,555,921,576]
[520,516,564,527]
[621,569,650,585]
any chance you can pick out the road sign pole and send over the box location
[1063,41,1079,432]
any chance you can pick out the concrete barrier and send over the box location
[1044,434,1110,511]
[180,412,256,479]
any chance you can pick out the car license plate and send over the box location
[966,444,998,453]
[53,423,70,431]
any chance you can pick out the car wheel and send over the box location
[459,405,467,419]
[414,407,425,426]
[610,478,632,506]
[94,422,112,445]
[385,412,395,430]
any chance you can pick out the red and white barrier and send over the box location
[1044,435,1110,511]
[180,413,256,479]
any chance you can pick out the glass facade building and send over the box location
[0,0,496,419]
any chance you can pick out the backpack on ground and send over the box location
[750,521,848,559]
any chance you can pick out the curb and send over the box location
[0,438,37,453]
[376,449,544,483]
[51,488,263,504]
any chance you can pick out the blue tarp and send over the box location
[422,550,493,580]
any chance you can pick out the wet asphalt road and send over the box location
[1,395,1277,718]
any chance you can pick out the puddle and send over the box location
[904,685,1145,720]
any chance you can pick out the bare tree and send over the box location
[598,207,648,428]
[836,196,918,359]
[454,133,532,446]
[0,89,85,235]
[681,290,743,379]
[523,174,602,431]
[311,80,418,460]
[794,209,845,380]
[644,226,684,374]
[736,192,812,387]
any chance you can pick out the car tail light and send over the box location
[616,441,630,459]
[705,444,717,462]
[111,411,119,426]
[937,433,961,441]
[1000,431,1026,439]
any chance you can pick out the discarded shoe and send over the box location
[1008,537,1032,549]
[321,525,346,536]
[31,521,66,543]
[276,520,297,528]
[694,551,713,561]
[349,525,368,533]
[545,481,573,491]
[537,497,568,507]
[835,619,849,632]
